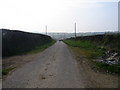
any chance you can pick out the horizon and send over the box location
[1,28,118,34]
[0,0,119,33]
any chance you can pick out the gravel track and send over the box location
[3,41,84,88]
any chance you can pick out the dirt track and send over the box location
[3,41,85,88]
[3,41,118,88]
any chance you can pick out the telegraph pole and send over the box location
[45,25,47,35]
[64,33,65,39]
[75,22,76,38]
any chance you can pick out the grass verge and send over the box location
[63,40,120,75]
[25,40,56,54]
[63,40,105,59]
[94,62,120,74]
[2,67,16,75]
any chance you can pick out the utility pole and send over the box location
[45,25,47,35]
[64,33,65,39]
[75,22,76,38]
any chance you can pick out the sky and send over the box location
[0,0,119,33]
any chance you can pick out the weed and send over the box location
[2,67,15,75]
[94,62,120,75]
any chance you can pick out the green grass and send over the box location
[2,67,16,75]
[63,40,119,75]
[63,40,105,59]
[94,62,120,75]
[26,40,56,54]
[0,70,2,77]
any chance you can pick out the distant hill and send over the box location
[47,31,119,40]
[1,29,52,57]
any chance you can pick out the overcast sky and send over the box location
[0,0,119,33]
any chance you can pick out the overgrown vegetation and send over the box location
[63,37,119,75]
[2,29,55,57]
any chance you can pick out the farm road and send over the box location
[3,41,85,88]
